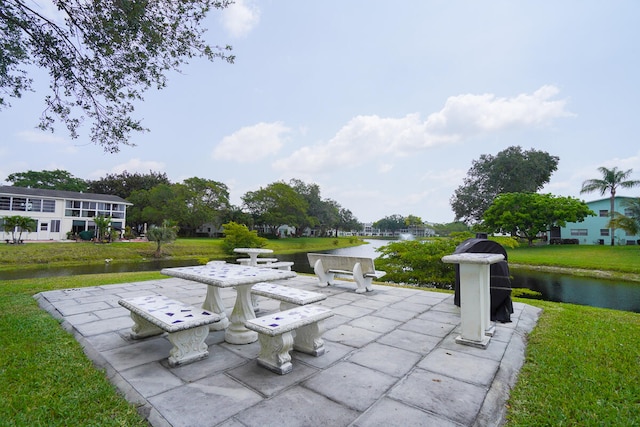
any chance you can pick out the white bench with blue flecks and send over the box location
[251,282,327,311]
[244,305,333,375]
[118,294,220,367]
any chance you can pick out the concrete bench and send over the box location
[258,261,294,271]
[237,257,279,266]
[118,294,221,367]
[307,253,386,293]
[251,282,326,311]
[245,305,333,374]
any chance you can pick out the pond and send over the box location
[2,240,639,313]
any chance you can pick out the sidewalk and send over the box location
[35,275,540,427]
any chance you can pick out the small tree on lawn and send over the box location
[93,216,112,242]
[2,215,37,243]
[146,220,178,258]
[221,221,267,255]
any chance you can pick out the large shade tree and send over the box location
[242,182,310,236]
[482,192,595,246]
[1,1,234,152]
[580,167,640,245]
[5,169,88,192]
[87,171,170,199]
[450,146,559,224]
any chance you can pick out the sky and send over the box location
[2,1,640,224]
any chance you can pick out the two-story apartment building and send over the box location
[554,196,640,245]
[0,186,131,241]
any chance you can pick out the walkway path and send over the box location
[35,274,540,427]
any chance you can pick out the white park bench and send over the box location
[118,294,220,367]
[245,305,333,374]
[307,253,386,293]
[251,282,327,311]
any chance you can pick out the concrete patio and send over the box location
[35,274,540,427]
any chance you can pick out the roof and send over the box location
[0,186,132,205]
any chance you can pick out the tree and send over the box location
[2,214,37,242]
[1,1,234,152]
[450,146,559,224]
[146,220,177,257]
[87,171,170,199]
[221,221,267,255]
[580,167,640,245]
[5,169,88,191]
[373,214,406,233]
[336,208,361,235]
[93,215,112,242]
[242,182,310,236]
[608,198,640,237]
[482,192,594,246]
[178,177,230,236]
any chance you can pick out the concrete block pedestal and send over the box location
[441,253,505,349]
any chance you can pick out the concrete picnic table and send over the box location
[160,262,296,344]
[233,247,274,266]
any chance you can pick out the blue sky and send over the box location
[2,1,640,224]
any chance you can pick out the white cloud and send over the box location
[274,85,573,175]
[17,130,66,144]
[213,122,291,163]
[221,0,260,38]
[90,158,166,179]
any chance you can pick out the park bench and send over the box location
[251,282,326,311]
[307,253,386,293]
[244,305,333,374]
[118,294,220,367]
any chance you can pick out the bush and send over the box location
[221,222,267,255]
[375,235,471,287]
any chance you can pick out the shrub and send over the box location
[221,222,267,255]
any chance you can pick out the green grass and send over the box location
[0,236,364,272]
[507,245,640,276]
[506,300,640,426]
[0,272,162,426]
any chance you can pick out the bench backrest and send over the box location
[307,253,376,273]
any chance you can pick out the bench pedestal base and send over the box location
[256,332,295,375]
[128,313,210,367]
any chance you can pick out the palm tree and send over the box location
[146,220,178,257]
[580,167,640,245]
[2,215,37,243]
[608,198,640,238]
[93,215,112,242]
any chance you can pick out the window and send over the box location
[624,208,633,217]
[40,223,48,231]
[12,197,27,211]
[42,199,55,212]
[600,229,610,236]
[0,197,10,211]
[65,200,81,217]
[28,198,42,211]
[599,210,609,217]
[51,220,60,232]
[570,229,588,236]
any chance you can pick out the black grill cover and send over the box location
[453,237,513,323]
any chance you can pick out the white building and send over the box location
[0,186,131,241]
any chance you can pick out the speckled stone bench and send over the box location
[251,282,327,311]
[118,295,221,367]
[307,253,386,293]
[245,305,333,375]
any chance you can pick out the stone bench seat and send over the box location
[307,253,386,293]
[118,294,220,367]
[251,282,326,311]
[245,305,333,374]
[236,257,279,265]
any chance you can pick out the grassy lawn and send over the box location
[1,240,638,425]
[507,244,640,278]
[0,236,364,272]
